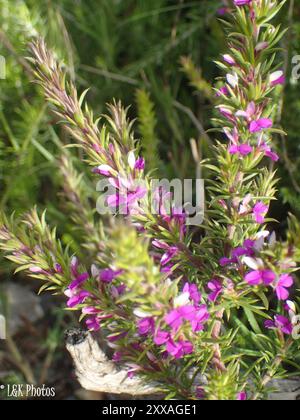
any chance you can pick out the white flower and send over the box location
[133,309,152,318]
[226,72,239,88]
[128,151,136,170]
[174,292,190,307]
[242,257,263,270]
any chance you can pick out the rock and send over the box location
[0,283,44,336]
[268,379,300,400]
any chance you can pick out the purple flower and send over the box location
[260,143,279,162]
[255,42,269,52]
[30,266,46,274]
[100,268,123,283]
[165,306,194,331]
[93,164,115,177]
[237,392,247,400]
[229,144,253,156]
[249,118,273,133]
[160,247,179,266]
[183,283,201,305]
[223,54,236,66]
[195,387,205,399]
[154,330,170,345]
[270,70,285,87]
[135,157,145,171]
[165,339,193,359]
[70,256,79,277]
[138,317,155,335]
[112,352,122,362]
[220,257,236,266]
[165,304,209,333]
[69,272,89,290]
[265,315,293,335]
[207,280,223,303]
[54,263,63,273]
[86,316,101,332]
[234,0,252,5]
[216,86,229,97]
[275,274,293,301]
[218,107,235,122]
[153,240,179,266]
[65,290,91,308]
[220,240,255,267]
[245,269,276,286]
[253,202,268,224]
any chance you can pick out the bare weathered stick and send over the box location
[65,329,161,396]
[65,329,300,399]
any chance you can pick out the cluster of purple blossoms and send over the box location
[152,189,187,272]
[233,195,269,225]
[220,232,296,334]
[264,301,298,336]
[243,256,294,302]
[218,19,284,163]
[217,0,253,16]
[137,283,210,359]
[64,257,122,331]
[94,150,146,215]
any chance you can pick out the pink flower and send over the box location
[70,256,79,277]
[253,201,268,224]
[229,144,253,156]
[270,70,285,87]
[208,280,223,303]
[220,239,255,267]
[183,283,201,305]
[86,316,101,331]
[245,270,276,286]
[223,54,236,66]
[249,118,273,133]
[154,330,170,345]
[135,157,145,171]
[54,263,63,273]
[165,305,195,331]
[218,107,235,122]
[112,352,122,362]
[236,101,256,120]
[265,315,293,335]
[160,247,179,266]
[138,317,155,335]
[165,305,209,333]
[165,339,193,359]
[82,306,100,315]
[275,274,293,301]
[234,0,252,5]
[93,164,115,177]
[65,290,91,308]
[216,86,229,97]
[69,272,89,290]
[236,102,273,133]
[255,42,269,52]
[100,268,123,283]
[152,240,179,267]
[237,391,247,400]
[260,143,279,162]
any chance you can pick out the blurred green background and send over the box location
[0,0,299,399]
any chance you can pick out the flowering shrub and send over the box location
[0,0,299,400]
